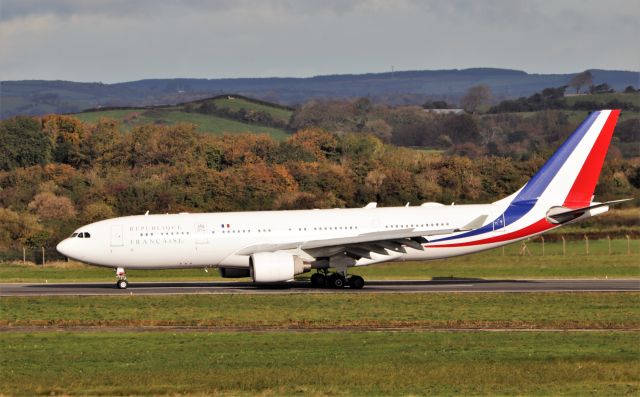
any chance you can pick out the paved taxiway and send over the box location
[1,279,638,296]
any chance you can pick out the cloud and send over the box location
[0,0,637,82]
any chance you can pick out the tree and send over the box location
[423,100,452,109]
[589,83,614,94]
[0,116,52,171]
[87,119,122,167]
[42,115,91,168]
[568,70,593,94]
[460,85,491,113]
[28,192,77,221]
[0,208,43,250]
[82,202,115,223]
[361,119,393,142]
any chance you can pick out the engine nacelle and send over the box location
[250,252,308,283]
[218,267,251,278]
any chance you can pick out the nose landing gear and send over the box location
[116,267,128,289]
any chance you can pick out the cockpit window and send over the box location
[71,233,78,237]
[84,232,91,238]
[78,233,84,238]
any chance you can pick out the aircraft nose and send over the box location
[56,239,72,257]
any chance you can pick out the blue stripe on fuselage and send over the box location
[433,111,600,243]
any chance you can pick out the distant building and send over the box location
[423,108,465,114]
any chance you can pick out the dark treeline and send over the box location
[1,115,639,254]
[489,86,639,113]
[289,97,640,158]
[183,97,291,130]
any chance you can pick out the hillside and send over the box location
[72,95,293,140]
[2,68,638,118]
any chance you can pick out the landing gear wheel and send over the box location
[328,273,346,288]
[116,279,129,289]
[310,273,326,288]
[348,275,365,289]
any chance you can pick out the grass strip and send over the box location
[2,292,638,330]
[1,330,638,396]
[2,239,639,282]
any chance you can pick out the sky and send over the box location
[1,0,638,83]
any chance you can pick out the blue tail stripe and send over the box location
[433,111,600,243]
[510,111,600,203]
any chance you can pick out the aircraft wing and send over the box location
[233,215,488,261]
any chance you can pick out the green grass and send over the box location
[208,96,293,124]
[74,107,289,139]
[2,239,638,283]
[2,293,638,329]
[562,92,640,108]
[72,108,144,124]
[358,239,640,280]
[1,331,638,396]
[487,109,639,124]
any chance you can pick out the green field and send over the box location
[72,95,293,140]
[2,239,638,283]
[206,96,293,124]
[562,92,640,108]
[74,107,289,139]
[2,291,638,395]
[2,292,638,329]
[1,330,638,396]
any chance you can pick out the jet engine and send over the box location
[250,252,308,282]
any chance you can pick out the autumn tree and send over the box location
[283,128,339,162]
[82,202,115,223]
[568,70,593,94]
[0,208,44,250]
[460,85,492,113]
[28,192,77,221]
[86,119,122,167]
[42,115,92,168]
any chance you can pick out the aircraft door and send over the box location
[492,213,506,232]
[194,223,208,244]
[110,225,124,247]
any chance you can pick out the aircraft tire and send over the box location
[117,280,128,289]
[349,275,365,289]
[328,274,346,288]
[310,273,325,288]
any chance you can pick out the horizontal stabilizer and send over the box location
[546,198,633,224]
[456,215,489,232]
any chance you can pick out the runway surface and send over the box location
[1,279,638,296]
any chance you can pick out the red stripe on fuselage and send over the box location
[428,218,554,248]
[563,110,620,208]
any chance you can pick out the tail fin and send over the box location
[510,110,620,208]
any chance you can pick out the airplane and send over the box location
[57,109,628,289]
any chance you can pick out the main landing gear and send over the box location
[116,267,128,289]
[310,270,365,289]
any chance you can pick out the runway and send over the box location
[1,278,638,296]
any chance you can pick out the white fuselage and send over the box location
[56,201,551,270]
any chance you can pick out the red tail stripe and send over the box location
[563,110,620,208]
[428,219,554,248]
